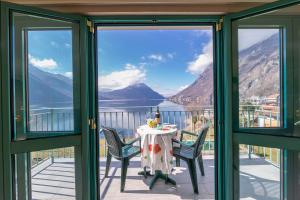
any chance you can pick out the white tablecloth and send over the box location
[137,124,177,174]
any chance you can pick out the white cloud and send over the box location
[192,29,212,37]
[167,53,175,59]
[28,54,58,70]
[50,41,59,47]
[186,39,213,75]
[99,64,146,90]
[64,72,73,79]
[238,29,278,51]
[65,43,71,48]
[178,84,189,91]
[148,54,164,61]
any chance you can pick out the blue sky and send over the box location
[26,28,278,97]
[28,30,73,78]
[98,28,213,96]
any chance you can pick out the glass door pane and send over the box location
[239,144,281,200]
[231,6,294,136]
[13,147,76,200]
[237,28,281,128]
[12,12,80,140]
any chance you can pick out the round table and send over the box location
[137,124,177,189]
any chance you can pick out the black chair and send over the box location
[101,127,141,192]
[172,126,209,194]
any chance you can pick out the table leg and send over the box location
[138,166,152,178]
[149,170,176,189]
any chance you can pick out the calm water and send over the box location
[29,99,213,133]
[99,99,186,112]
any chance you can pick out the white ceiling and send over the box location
[3,0,276,15]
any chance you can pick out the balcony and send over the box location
[28,108,280,200]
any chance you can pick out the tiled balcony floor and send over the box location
[100,155,215,200]
[31,155,280,200]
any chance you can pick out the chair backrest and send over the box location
[101,127,123,158]
[193,125,209,158]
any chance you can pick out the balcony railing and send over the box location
[28,105,281,168]
[239,105,280,127]
[98,108,215,157]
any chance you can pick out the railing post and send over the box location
[270,148,272,163]
[277,149,280,166]
[247,108,250,127]
[133,112,136,131]
[248,145,251,159]
[51,109,54,131]
[269,111,272,127]
[115,112,118,128]
[263,111,266,127]
[179,111,182,130]
[122,112,124,129]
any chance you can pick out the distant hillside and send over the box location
[168,65,213,107]
[28,66,73,106]
[169,33,279,106]
[99,83,164,100]
[239,33,279,100]
[28,67,164,107]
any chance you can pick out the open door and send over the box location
[0,2,91,200]
[226,1,300,199]
[91,17,225,199]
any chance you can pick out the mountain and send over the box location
[29,67,164,107]
[169,33,279,106]
[168,65,214,107]
[28,66,73,107]
[99,83,164,100]
[238,33,279,100]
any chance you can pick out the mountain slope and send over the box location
[168,65,213,106]
[28,66,73,106]
[170,33,279,106]
[29,66,164,107]
[99,83,164,100]
[239,33,279,100]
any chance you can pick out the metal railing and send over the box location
[29,108,74,132]
[29,105,282,167]
[31,147,75,168]
[241,145,281,167]
[239,105,280,128]
[98,108,215,157]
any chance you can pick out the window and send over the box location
[12,12,80,140]
[13,147,76,200]
[237,28,281,128]
[239,144,281,200]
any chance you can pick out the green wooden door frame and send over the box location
[90,16,225,200]
[0,2,4,200]
[0,2,92,200]
[224,0,300,199]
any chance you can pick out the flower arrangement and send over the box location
[147,119,158,128]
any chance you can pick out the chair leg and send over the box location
[187,159,198,194]
[198,154,205,176]
[176,157,180,167]
[120,158,129,192]
[105,152,112,177]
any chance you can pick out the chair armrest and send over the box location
[181,130,198,137]
[180,130,198,142]
[126,137,141,146]
[172,138,194,149]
